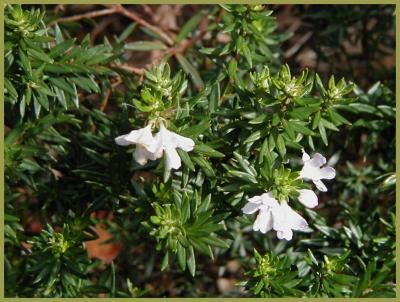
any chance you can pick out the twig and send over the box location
[177,14,209,54]
[141,5,156,23]
[284,31,313,59]
[148,13,211,68]
[49,5,174,47]
[109,63,145,75]
[90,77,122,133]
[49,8,118,27]
[99,89,112,112]
[109,4,175,46]
[91,16,118,44]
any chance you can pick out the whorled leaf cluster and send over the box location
[4,4,395,298]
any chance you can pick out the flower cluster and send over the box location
[115,122,194,171]
[242,151,336,240]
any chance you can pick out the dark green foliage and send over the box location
[4,4,395,298]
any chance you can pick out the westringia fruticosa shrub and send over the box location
[4,4,395,298]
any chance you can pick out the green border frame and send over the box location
[0,1,398,300]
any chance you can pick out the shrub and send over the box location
[4,4,395,298]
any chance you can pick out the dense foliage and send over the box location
[4,4,395,298]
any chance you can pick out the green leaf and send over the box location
[48,77,75,95]
[5,78,18,102]
[318,121,328,146]
[27,48,54,63]
[70,76,100,93]
[18,48,32,76]
[289,107,318,120]
[5,124,25,147]
[187,246,196,277]
[189,238,213,259]
[315,74,326,95]
[209,82,220,114]
[176,54,204,89]
[306,249,318,267]
[349,102,377,114]
[290,121,314,135]
[201,236,229,249]
[321,118,339,131]
[282,120,295,140]
[177,245,186,271]
[327,108,351,125]
[117,22,137,42]
[48,38,75,58]
[294,97,321,106]
[24,87,32,106]
[194,144,225,158]
[54,24,64,44]
[241,43,252,68]
[233,152,256,176]
[243,130,262,144]
[161,251,169,271]
[124,41,167,51]
[276,134,286,158]
[52,85,67,109]
[71,82,79,108]
[312,111,321,129]
[249,114,268,124]
[259,137,269,163]
[227,170,257,184]
[179,120,210,137]
[181,197,190,223]
[192,155,216,177]
[177,149,195,171]
[132,99,152,112]
[176,12,203,43]
[32,94,41,118]
[227,58,239,84]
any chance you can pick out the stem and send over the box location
[110,4,174,46]
[49,5,175,47]
[48,8,118,27]
[109,63,144,75]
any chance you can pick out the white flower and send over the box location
[242,192,308,240]
[114,124,158,165]
[297,189,318,208]
[148,123,195,170]
[115,123,195,170]
[300,151,336,192]
[242,192,279,234]
[274,200,308,240]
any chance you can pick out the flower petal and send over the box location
[136,125,155,146]
[261,195,279,207]
[173,133,195,152]
[319,166,336,180]
[134,145,150,165]
[259,209,273,233]
[115,133,135,146]
[313,179,328,192]
[253,210,272,233]
[308,153,326,168]
[242,201,261,214]
[281,201,308,230]
[262,191,275,199]
[248,195,263,204]
[147,130,164,157]
[252,211,263,232]
[302,151,311,162]
[277,229,293,240]
[271,205,287,232]
[115,125,155,147]
[165,146,181,170]
[298,189,318,208]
